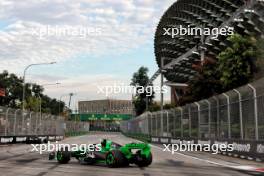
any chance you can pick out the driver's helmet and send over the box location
[101,139,107,147]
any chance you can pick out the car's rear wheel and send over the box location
[106,150,128,168]
[57,147,71,164]
[135,152,152,167]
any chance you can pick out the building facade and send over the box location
[77,99,133,131]
[78,99,133,115]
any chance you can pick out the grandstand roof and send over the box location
[153,0,264,83]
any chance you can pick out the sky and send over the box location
[0,0,175,109]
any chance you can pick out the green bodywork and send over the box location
[98,140,151,158]
[119,143,151,159]
[52,139,152,166]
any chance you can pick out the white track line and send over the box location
[151,145,264,173]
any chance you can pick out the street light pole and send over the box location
[68,93,74,108]
[58,93,76,120]
[160,57,165,136]
[160,57,164,113]
[22,62,56,114]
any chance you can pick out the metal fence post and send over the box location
[38,114,44,135]
[212,97,220,138]
[5,108,10,136]
[188,106,191,137]
[145,114,148,135]
[35,113,39,135]
[223,93,231,139]
[160,112,163,137]
[166,111,169,136]
[156,113,158,136]
[194,102,201,138]
[13,109,20,136]
[205,100,211,139]
[179,107,183,138]
[248,84,259,140]
[150,112,153,136]
[29,112,33,135]
[22,111,25,135]
[173,109,176,138]
[233,89,244,139]
[147,114,149,135]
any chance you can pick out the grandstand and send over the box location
[152,0,264,102]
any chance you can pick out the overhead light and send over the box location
[192,51,200,55]
[244,9,255,13]
[234,18,244,22]
[205,42,213,46]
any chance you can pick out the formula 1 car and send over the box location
[49,139,152,168]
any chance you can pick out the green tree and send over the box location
[32,84,44,96]
[180,58,222,105]
[40,95,65,115]
[148,102,160,112]
[217,34,256,90]
[0,71,23,108]
[131,67,154,116]
[178,34,258,105]
[0,70,65,115]
[25,96,41,112]
[164,103,175,110]
[254,38,264,79]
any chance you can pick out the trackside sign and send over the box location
[70,114,132,121]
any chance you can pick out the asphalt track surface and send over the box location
[0,132,263,176]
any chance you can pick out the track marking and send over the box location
[49,163,60,170]
[36,172,47,176]
[150,145,264,173]
[0,153,25,161]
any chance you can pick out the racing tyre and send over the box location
[49,152,55,160]
[135,152,152,167]
[83,157,96,165]
[57,147,71,164]
[106,150,128,168]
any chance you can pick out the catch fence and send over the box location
[121,78,264,141]
[0,107,89,138]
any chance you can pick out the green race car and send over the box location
[49,139,152,168]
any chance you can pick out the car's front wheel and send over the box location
[57,147,71,164]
